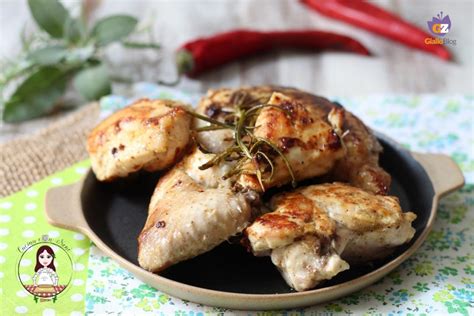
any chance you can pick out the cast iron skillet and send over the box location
[45,133,464,310]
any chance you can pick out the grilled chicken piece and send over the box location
[330,109,391,195]
[238,92,345,191]
[138,148,256,272]
[195,88,270,153]
[271,236,349,292]
[196,87,346,191]
[87,99,191,181]
[245,182,416,291]
[245,186,349,291]
[195,86,390,193]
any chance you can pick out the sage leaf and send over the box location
[64,17,85,44]
[0,59,34,87]
[73,63,111,101]
[63,45,95,65]
[3,67,67,122]
[28,45,67,65]
[27,0,69,38]
[91,15,138,46]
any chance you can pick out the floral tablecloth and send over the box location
[1,84,473,315]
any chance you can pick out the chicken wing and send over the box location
[245,182,416,291]
[87,99,191,181]
[138,148,256,272]
[310,183,417,263]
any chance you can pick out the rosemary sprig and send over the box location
[189,92,297,191]
[222,158,247,180]
[255,150,275,181]
[183,107,234,129]
[198,146,240,170]
[255,137,297,188]
[253,157,265,193]
[245,103,291,117]
[234,108,252,159]
[195,125,230,132]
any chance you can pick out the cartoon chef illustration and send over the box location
[32,245,58,287]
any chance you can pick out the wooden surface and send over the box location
[1,0,473,143]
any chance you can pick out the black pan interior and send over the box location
[81,135,434,294]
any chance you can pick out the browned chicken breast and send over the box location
[138,148,257,272]
[238,92,345,191]
[87,99,191,181]
[245,186,349,291]
[195,86,390,193]
[245,182,416,291]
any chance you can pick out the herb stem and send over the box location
[256,137,297,188]
[255,150,274,181]
[195,125,229,132]
[198,146,239,170]
[234,109,252,158]
[187,92,297,190]
[182,108,234,129]
[244,103,290,116]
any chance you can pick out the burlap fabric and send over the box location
[0,103,100,197]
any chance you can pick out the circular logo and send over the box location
[16,238,73,303]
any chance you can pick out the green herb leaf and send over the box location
[64,17,86,44]
[3,67,68,122]
[63,45,95,65]
[27,0,69,38]
[0,59,34,87]
[91,15,138,46]
[122,41,161,50]
[27,45,67,65]
[73,63,111,101]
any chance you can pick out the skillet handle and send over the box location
[45,180,89,233]
[411,152,465,197]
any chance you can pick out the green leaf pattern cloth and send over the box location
[1,84,472,315]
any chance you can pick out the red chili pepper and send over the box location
[301,0,451,61]
[176,29,370,77]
